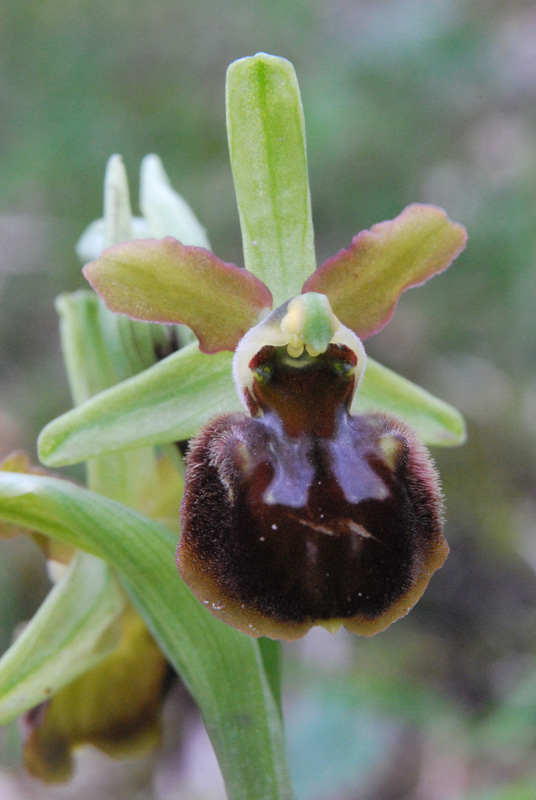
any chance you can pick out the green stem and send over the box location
[258,637,283,717]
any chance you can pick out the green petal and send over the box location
[83,237,272,353]
[303,204,467,339]
[354,357,466,446]
[226,53,316,305]
[76,153,210,262]
[102,154,134,248]
[140,154,211,247]
[0,473,294,800]
[38,343,240,466]
[76,217,150,263]
[0,552,124,726]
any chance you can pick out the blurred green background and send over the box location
[1,0,536,798]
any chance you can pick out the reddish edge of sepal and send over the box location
[83,237,273,353]
[302,204,467,340]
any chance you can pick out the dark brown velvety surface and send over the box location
[177,346,447,639]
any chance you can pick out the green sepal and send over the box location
[0,552,124,726]
[38,344,239,466]
[303,204,467,339]
[102,154,134,248]
[76,153,209,261]
[0,472,294,800]
[83,237,272,353]
[226,53,316,305]
[354,357,466,446]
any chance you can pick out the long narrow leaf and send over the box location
[0,472,294,800]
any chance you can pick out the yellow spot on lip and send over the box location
[316,618,343,634]
[379,435,403,471]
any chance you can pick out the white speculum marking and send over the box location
[346,520,382,543]
[297,517,380,543]
[298,518,336,536]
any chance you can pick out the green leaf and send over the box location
[354,357,466,446]
[0,552,124,726]
[303,204,467,339]
[95,300,168,384]
[38,343,240,466]
[83,237,272,353]
[0,472,294,800]
[226,53,316,305]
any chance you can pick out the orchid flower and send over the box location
[0,53,467,798]
[74,54,466,640]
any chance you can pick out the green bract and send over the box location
[0,552,124,727]
[0,52,466,799]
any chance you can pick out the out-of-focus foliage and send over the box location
[1,1,536,798]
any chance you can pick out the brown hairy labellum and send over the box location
[177,301,447,640]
